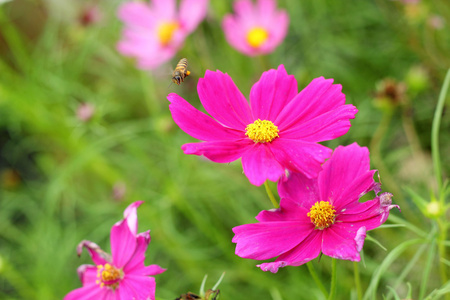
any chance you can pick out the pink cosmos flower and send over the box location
[232,143,400,273]
[222,0,289,56]
[167,65,358,186]
[64,201,166,300]
[117,0,208,69]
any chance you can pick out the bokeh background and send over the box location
[0,0,449,299]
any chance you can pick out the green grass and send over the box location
[0,0,449,299]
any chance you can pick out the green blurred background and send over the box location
[0,0,449,299]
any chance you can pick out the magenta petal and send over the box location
[77,265,98,285]
[123,201,144,236]
[270,139,332,179]
[355,227,367,252]
[117,2,154,29]
[277,172,320,208]
[198,70,253,130]
[258,231,322,272]
[76,240,109,266]
[64,284,107,300]
[110,219,137,268]
[275,77,346,130]
[119,275,156,300]
[123,231,150,274]
[322,225,361,261]
[256,202,310,223]
[232,221,312,260]
[249,65,298,121]
[168,93,244,141]
[318,143,373,208]
[140,264,167,276]
[182,139,252,163]
[281,104,358,142]
[241,143,285,186]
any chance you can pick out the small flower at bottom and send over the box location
[232,143,400,273]
[64,201,166,300]
[168,65,358,186]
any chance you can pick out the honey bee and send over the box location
[171,58,191,86]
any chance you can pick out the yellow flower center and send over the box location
[245,119,279,143]
[246,27,269,48]
[307,201,336,230]
[157,21,179,46]
[96,263,123,289]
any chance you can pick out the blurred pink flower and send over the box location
[222,0,289,56]
[167,65,357,186]
[76,102,95,122]
[117,0,208,70]
[232,143,400,272]
[79,5,103,27]
[64,201,165,300]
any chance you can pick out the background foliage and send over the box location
[0,0,449,299]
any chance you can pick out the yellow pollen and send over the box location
[157,21,179,46]
[307,201,336,230]
[246,27,269,48]
[245,119,279,143]
[96,263,123,289]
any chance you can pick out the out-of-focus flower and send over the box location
[64,201,166,300]
[222,0,288,56]
[168,65,357,186]
[427,15,445,30]
[232,143,400,273]
[76,102,95,122]
[373,78,407,112]
[78,5,103,27]
[117,0,209,70]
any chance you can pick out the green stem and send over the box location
[438,219,449,300]
[328,258,337,300]
[354,262,363,300]
[306,262,329,299]
[264,180,279,208]
[431,68,450,196]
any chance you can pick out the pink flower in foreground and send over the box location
[232,143,400,273]
[222,0,289,56]
[64,201,165,300]
[168,65,357,186]
[117,0,208,69]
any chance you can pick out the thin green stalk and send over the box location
[354,262,363,300]
[328,258,337,300]
[438,219,449,300]
[431,68,450,194]
[419,237,436,299]
[306,262,329,299]
[264,180,279,208]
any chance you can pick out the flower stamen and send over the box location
[245,119,279,143]
[246,27,269,48]
[307,201,336,230]
[96,263,123,289]
[157,21,179,46]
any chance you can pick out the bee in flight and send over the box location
[171,58,191,86]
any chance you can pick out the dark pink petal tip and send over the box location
[257,261,288,273]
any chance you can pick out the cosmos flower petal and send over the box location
[277,172,320,208]
[258,231,322,272]
[123,201,144,236]
[250,65,298,121]
[232,221,312,260]
[140,264,167,276]
[179,0,209,33]
[282,104,357,142]
[270,139,332,179]
[119,275,156,300]
[168,93,244,141]
[198,70,253,129]
[77,265,98,285]
[276,77,346,130]
[355,227,367,252]
[241,143,285,186]
[110,218,137,268]
[339,193,400,230]
[76,240,109,266]
[151,0,176,20]
[322,225,362,261]
[117,1,155,29]
[256,203,310,223]
[182,139,253,163]
[64,284,107,300]
[123,231,150,274]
